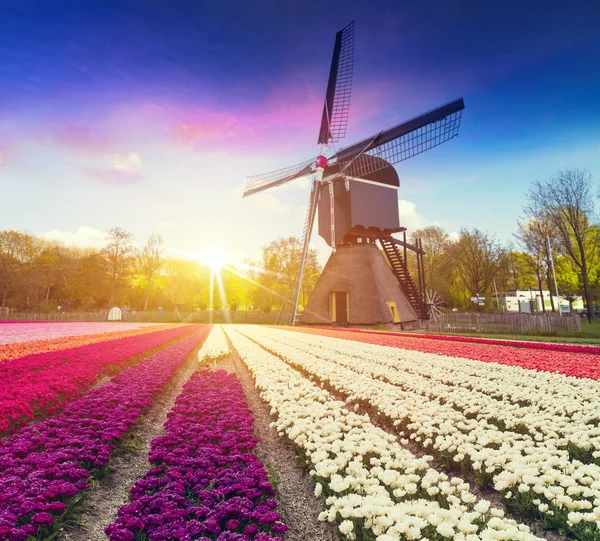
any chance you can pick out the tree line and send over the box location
[413,169,599,316]
[0,228,320,315]
[1,168,597,317]
[0,227,166,313]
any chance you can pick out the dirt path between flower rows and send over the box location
[63,331,338,541]
[62,339,205,541]
[218,344,340,541]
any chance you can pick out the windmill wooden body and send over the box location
[243,21,464,327]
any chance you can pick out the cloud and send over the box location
[82,167,141,184]
[0,139,15,166]
[251,193,293,215]
[176,119,238,144]
[42,226,107,249]
[121,80,327,154]
[157,220,180,233]
[398,199,458,240]
[225,185,244,198]
[52,125,113,153]
[166,103,319,152]
[276,175,311,192]
[8,74,393,177]
[106,152,141,172]
[398,199,426,231]
[82,152,142,184]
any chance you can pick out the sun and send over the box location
[199,244,229,272]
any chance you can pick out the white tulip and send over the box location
[225,326,550,541]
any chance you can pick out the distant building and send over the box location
[496,290,583,313]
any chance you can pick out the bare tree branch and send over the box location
[524,168,598,318]
[101,227,137,307]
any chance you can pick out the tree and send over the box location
[554,255,581,314]
[0,230,36,313]
[221,268,252,311]
[411,226,452,295]
[163,259,205,311]
[255,237,321,313]
[138,233,163,310]
[516,217,561,312]
[525,169,599,319]
[28,240,59,312]
[525,251,546,312]
[452,229,505,308]
[499,247,537,292]
[101,227,136,307]
[64,250,108,310]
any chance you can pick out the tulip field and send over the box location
[0,322,162,345]
[0,322,599,541]
[0,322,170,362]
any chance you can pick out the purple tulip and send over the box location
[0,328,208,540]
[105,370,286,540]
[0,326,201,436]
[31,512,53,525]
[226,519,240,530]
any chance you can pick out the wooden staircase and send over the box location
[379,236,427,319]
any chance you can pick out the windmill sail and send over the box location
[318,21,355,145]
[244,21,355,200]
[331,98,465,180]
[243,156,317,197]
[290,179,320,324]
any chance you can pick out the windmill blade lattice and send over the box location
[275,180,320,326]
[333,98,464,180]
[290,179,320,324]
[243,156,317,197]
[318,21,355,145]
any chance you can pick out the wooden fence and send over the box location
[0,310,278,325]
[425,312,581,334]
[178,310,278,325]
[0,311,108,322]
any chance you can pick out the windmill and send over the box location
[243,21,464,327]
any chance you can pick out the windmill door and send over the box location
[331,291,349,325]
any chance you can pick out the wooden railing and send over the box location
[425,312,581,334]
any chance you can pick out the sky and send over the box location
[1,0,600,266]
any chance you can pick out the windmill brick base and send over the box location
[299,243,421,329]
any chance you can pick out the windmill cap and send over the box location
[326,155,399,187]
